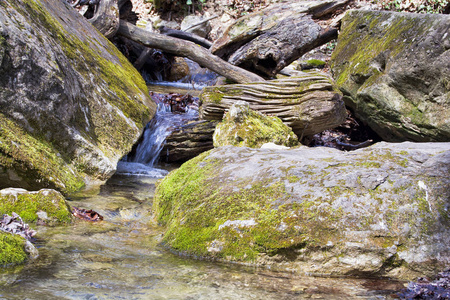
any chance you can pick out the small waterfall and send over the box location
[115,94,198,177]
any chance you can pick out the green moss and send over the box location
[0,113,85,193]
[213,108,299,148]
[0,232,28,266]
[306,59,326,67]
[154,148,350,261]
[206,91,224,104]
[0,189,72,224]
[332,12,418,88]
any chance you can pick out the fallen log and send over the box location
[117,20,264,84]
[159,26,213,49]
[199,71,346,137]
[88,0,120,39]
[211,0,350,78]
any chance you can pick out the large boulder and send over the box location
[331,10,450,142]
[0,0,156,193]
[154,142,450,280]
[199,72,346,137]
[213,101,299,148]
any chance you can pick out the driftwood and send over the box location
[211,0,350,78]
[199,71,346,137]
[159,26,212,49]
[117,20,264,84]
[87,0,120,39]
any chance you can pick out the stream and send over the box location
[0,81,405,299]
[0,173,404,299]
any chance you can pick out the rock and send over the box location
[0,188,72,225]
[153,142,450,280]
[330,10,450,142]
[161,119,218,163]
[167,57,190,82]
[0,232,28,266]
[213,101,299,148]
[0,0,156,193]
[199,72,347,137]
[181,15,212,38]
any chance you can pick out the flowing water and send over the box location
[0,173,405,299]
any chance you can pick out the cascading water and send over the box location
[115,93,199,177]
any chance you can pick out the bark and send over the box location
[88,0,120,39]
[117,20,265,84]
[211,0,350,78]
[199,72,346,137]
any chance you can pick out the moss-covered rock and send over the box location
[0,232,28,266]
[153,142,450,280]
[213,101,299,148]
[0,188,72,225]
[330,10,450,142]
[0,0,156,193]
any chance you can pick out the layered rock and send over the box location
[213,101,299,148]
[161,119,218,163]
[199,72,346,137]
[0,0,156,193]
[154,142,450,280]
[331,10,450,142]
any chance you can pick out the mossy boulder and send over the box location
[0,188,72,225]
[153,142,450,280]
[0,232,28,267]
[213,101,299,148]
[0,0,156,193]
[330,10,450,142]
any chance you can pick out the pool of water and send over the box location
[0,173,405,299]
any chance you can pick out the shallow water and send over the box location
[0,172,405,299]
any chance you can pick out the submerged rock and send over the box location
[0,0,156,193]
[331,10,450,142]
[213,101,299,148]
[153,142,450,280]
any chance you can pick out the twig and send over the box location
[183,15,219,32]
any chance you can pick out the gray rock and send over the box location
[154,142,450,280]
[331,10,450,142]
[0,0,156,192]
[181,15,212,38]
